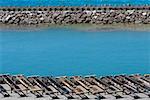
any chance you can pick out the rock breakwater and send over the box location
[0,74,150,99]
[0,7,150,25]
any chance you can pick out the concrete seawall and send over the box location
[0,6,150,25]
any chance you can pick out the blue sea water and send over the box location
[0,26,150,76]
[0,0,150,6]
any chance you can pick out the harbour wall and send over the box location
[0,6,150,25]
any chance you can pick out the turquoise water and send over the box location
[0,0,150,6]
[0,26,150,76]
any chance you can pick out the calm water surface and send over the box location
[0,26,150,76]
[0,0,150,6]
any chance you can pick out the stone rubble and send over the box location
[0,9,150,25]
